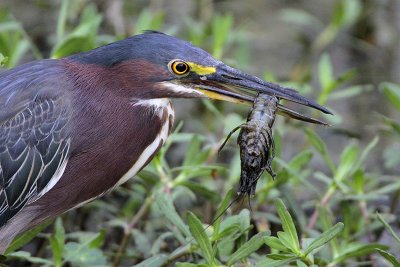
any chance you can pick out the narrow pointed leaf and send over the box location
[277,232,298,252]
[132,255,168,267]
[318,53,334,94]
[304,129,335,173]
[155,193,191,238]
[176,263,199,267]
[213,189,234,239]
[187,212,215,265]
[275,199,300,251]
[5,220,52,255]
[254,257,298,267]
[227,231,270,265]
[377,213,400,246]
[335,144,359,183]
[6,251,53,264]
[49,218,65,267]
[264,236,289,252]
[381,82,400,112]
[304,222,344,255]
[332,243,389,264]
[296,260,309,267]
[88,230,106,248]
[375,249,400,267]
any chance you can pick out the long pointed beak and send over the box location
[191,64,332,125]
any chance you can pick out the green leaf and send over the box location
[179,135,211,174]
[340,0,362,26]
[304,222,344,255]
[279,9,321,27]
[172,165,223,181]
[318,53,334,95]
[213,189,234,239]
[277,232,297,252]
[275,199,300,252]
[214,224,241,241]
[56,0,69,41]
[381,82,400,112]
[5,220,52,255]
[176,181,220,202]
[155,193,191,238]
[375,249,400,267]
[304,129,335,173]
[288,150,313,171]
[264,236,289,252]
[384,146,400,169]
[134,9,164,35]
[49,218,65,267]
[227,231,271,265]
[133,254,168,267]
[335,143,359,184]
[9,39,30,67]
[254,256,298,267]
[63,242,107,266]
[237,209,251,232]
[211,14,233,59]
[340,144,359,165]
[218,211,248,234]
[0,52,5,66]
[51,4,102,58]
[356,137,379,171]
[304,129,325,155]
[332,243,389,264]
[333,137,378,190]
[88,230,105,248]
[377,213,400,246]
[380,115,400,135]
[52,36,95,58]
[175,263,199,267]
[187,212,215,265]
[7,251,53,265]
[296,260,309,267]
[330,85,373,100]
[0,21,21,32]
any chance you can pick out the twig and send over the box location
[113,196,152,267]
[307,186,335,230]
[359,200,378,267]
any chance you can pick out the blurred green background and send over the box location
[0,0,399,266]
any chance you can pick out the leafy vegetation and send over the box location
[0,0,399,266]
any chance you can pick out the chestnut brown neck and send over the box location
[62,58,172,100]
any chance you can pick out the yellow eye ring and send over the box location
[169,60,190,76]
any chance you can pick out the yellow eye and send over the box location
[169,60,190,75]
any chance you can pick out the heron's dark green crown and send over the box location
[68,31,219,71]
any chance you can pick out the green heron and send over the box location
[0,31,330,251]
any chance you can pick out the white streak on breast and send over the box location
[131,98,168,118]
[70,100,174,211]
[117,99,174,186]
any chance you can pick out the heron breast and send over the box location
[116,98,175,187]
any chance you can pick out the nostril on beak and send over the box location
[221,74,242,80]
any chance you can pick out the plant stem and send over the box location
[113,196,152,267]
[307,185,336,230]
[299,254,314,266]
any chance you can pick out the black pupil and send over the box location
[175,63,187,73]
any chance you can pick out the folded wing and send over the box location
[0,95,71,228]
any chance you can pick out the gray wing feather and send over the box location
[0,96,71,228]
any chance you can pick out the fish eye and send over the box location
[169,60,190,76]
